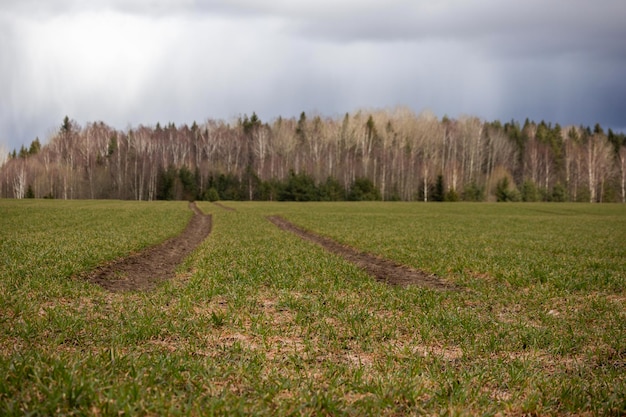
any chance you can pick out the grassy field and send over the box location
[1,200,624,415]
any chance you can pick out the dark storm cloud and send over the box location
[1,0,625,152]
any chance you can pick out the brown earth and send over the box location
[85,202,212,292]
[267,215,456,291]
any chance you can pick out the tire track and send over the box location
[85,202,212,292]
[267,215,456,290]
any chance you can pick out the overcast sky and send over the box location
[1,0,625,152]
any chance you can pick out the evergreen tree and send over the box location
[157,165,178,200]
[280,171,319,201]
[348,178,381,201]
[462,181,485,202]
[296,111,307,142]
[216,173,243,200]
[593,123,604,136]
[28,138,41,155]
[61,116,72,135]
[521,180,540,202]
[444,188,460,202]
[432,175,445,202]
[551,183,566,202]
[319,177,346,201]
[203,187,220,202]
[107,135,118,156]
[495,177,520,202]
[18,145,28,159]
[178,165,197,201]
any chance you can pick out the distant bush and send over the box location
[462,181,485,201]
[203,187,220,202]
[550,183,567,202]
[157,165,177,200]
[258,179,283,201]
[215,173,244,201]
[348,178,381,201]
[445,188,460,202]
[521,180,540,202]
[25,185,35,199]
[495,177,520,202]
[279,171,320,201]
[319,177,345,201]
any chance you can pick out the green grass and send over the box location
[0,199,191,296]
[1,200,624,415]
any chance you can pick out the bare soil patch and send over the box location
[85,202,212,292]
[267,215,456,290]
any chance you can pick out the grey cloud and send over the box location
[289,0,625,54]
[1,0,194,16]
[1,0,625,152]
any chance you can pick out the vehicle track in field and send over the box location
[85,202,212,292]
[212,202,236,211]
[267,215,456,291]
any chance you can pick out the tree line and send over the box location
[1,108,625,202]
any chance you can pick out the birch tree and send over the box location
[585,129,613,202]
